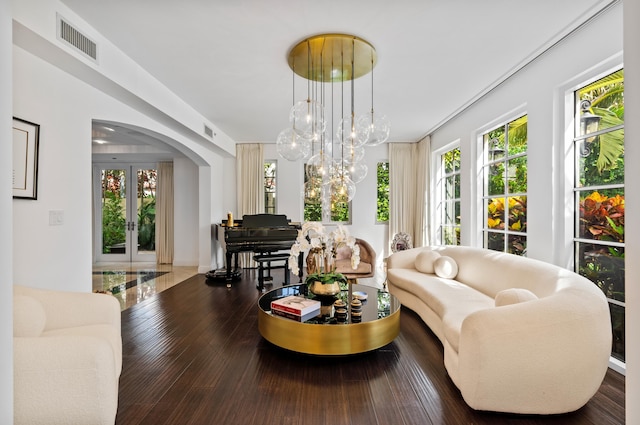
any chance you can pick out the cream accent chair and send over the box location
[13,285,122,425]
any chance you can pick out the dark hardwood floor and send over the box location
[116,271,625,425]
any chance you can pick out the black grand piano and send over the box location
[217,214,302,287]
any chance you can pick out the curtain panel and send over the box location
[236,143,264,267]
[156,161,174,264]
[389,137,430,250]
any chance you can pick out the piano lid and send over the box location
[240,214,291,228]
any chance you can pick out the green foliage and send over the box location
[304,203,322,221]
[304,271,348,286]
[102,192,126,253]
[579,69,624,176]
[377,162,389,222]
[137,197,156,250]
[331,202,350,222]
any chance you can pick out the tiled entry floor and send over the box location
[92,263,198,310]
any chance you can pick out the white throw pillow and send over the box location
[414,249,441,274]
[433,256,458,279]
[13,295,46,337]
[495,288,538,307]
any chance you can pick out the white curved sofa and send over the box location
[386,246,612,414]
[13,285,122,425]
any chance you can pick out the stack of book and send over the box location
[271,295,321,322]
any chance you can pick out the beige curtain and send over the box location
[415,136,431,247]
[236,143,264,267]
[156,161,174,264]
[389,138,430,250]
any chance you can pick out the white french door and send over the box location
[94,163,157,263]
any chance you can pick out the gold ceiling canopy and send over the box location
[287,33,377,82]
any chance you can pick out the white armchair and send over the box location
[13,285,122,425]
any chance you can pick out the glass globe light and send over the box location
[303,178,322,205]
[329,176,356,203]
[343,145,366,164]
[337,114,369,148]
[276,127,311,161]
[358,111,391,146]
[305,153,328,179]
[290,100,326,141]
[347,161,368,183]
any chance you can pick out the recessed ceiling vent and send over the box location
[57,15,97,61]
[204,125,214,138]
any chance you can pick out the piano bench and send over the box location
[253,253,291,291]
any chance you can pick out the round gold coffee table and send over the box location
[258,283,401,355]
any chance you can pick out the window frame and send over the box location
[376,161,389,224]
[479,114,528,255]
[302,162,352,224]
[571,68,625,364]
[264,160,277,215]
[432,143,461,245]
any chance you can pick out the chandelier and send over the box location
[276,33,390,215]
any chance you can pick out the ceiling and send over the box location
[61,0,612,149]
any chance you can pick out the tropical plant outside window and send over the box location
[574,69,624,362]
[264,161,276,214]
[303,163,350,223]
[481,115,528,255]
[436,147,461,245]
[101,169,156,253]
[377,161,389,223]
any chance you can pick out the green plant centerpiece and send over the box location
[288,222,360,297]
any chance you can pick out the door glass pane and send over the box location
[137,169,156,254]
[102,169,127,254]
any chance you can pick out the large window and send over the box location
[303,164,350,222]
[264,161,276,214]
[481,115,528,255]
[376,161,389,223]
[435,147,461,245]
[573,69,625,362]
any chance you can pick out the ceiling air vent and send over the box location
[57,15,97,61]
[204,125,214,138]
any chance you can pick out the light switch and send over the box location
[49,210,64,226]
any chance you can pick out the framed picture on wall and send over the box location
[12,117,40,200]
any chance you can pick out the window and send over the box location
[264,161,276,214]
[481,115,528,255]
[303,164,350,222]
[573,69,624,362]
[435,147,460,245]
[376,161,389,223]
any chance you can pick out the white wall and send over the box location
[429,3,623,267]
[623,1,638,422]
[12,46,93,291]
[12,43,228,287]
[173,157,199,266]
[1,0,13,420]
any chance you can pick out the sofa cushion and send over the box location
[43,324,123,376]
[415,249,441,274]
[495,288,538,307]
[14,295,46,337]
[434,256,458,279]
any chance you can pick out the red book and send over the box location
[271,295,320,316]
[271,308,320,322]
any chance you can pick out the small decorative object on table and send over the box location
[288,222,360,297]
